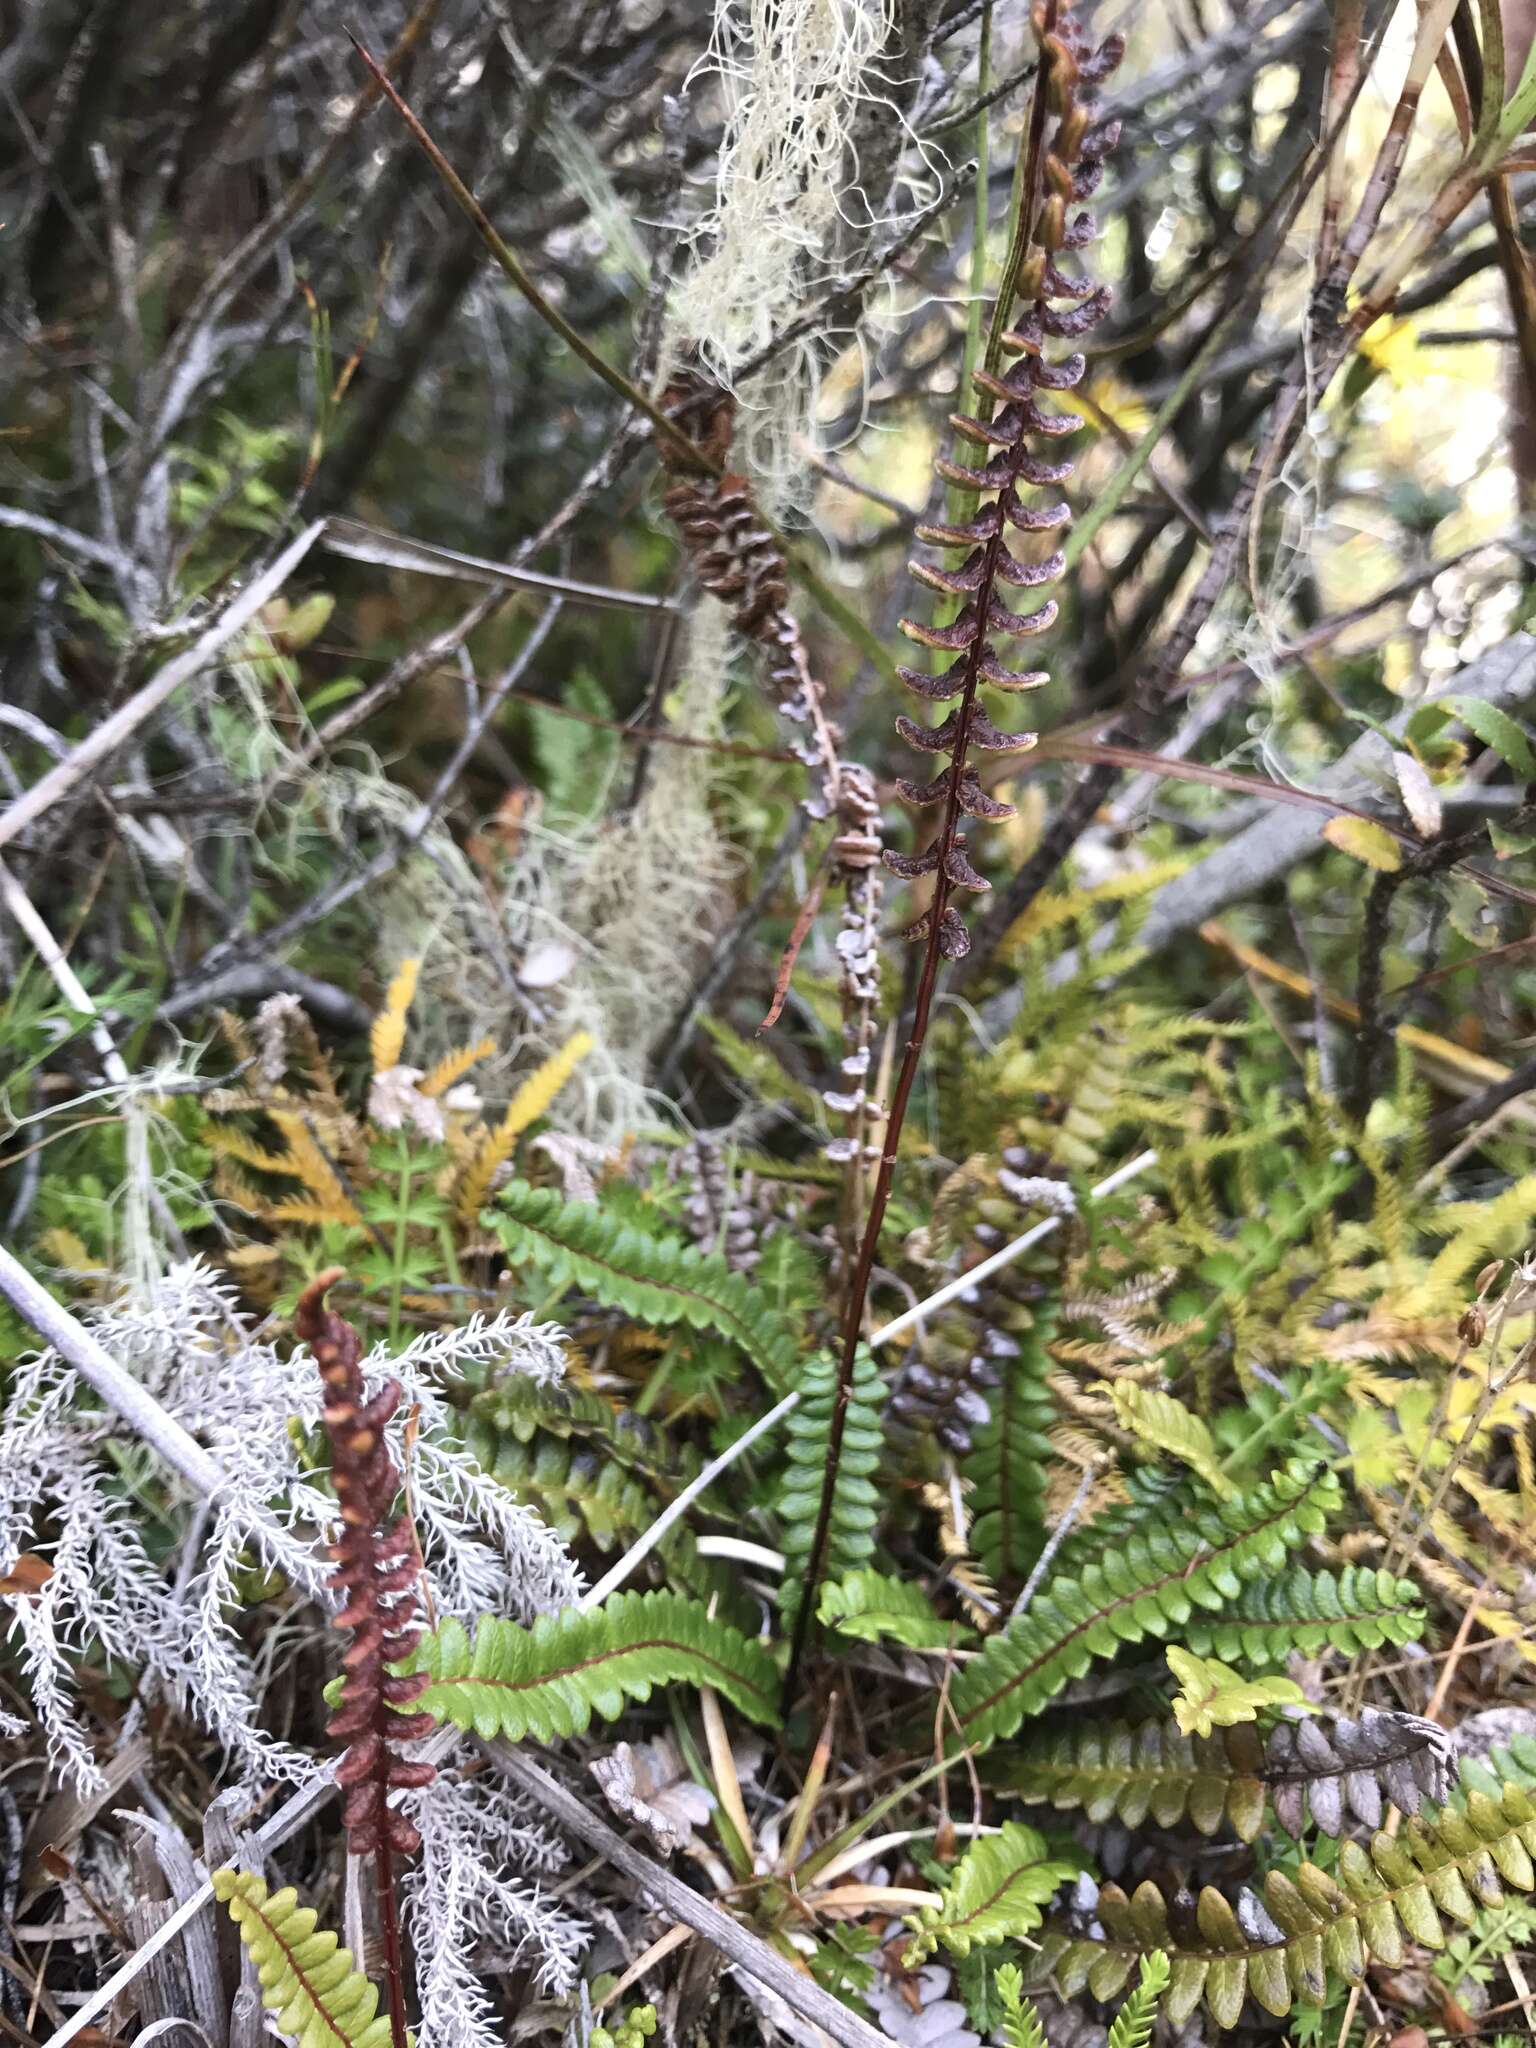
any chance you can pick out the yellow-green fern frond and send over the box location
[1112,1383,1233,1498]
[1001,858,1192,955]
[420,1038,497,1099]
[455,1030,593,1226]
[267,1111,362,1223]
[1409,1175,1536,1314]
[269,1197,365,1230]
[218,1008,256,1066]
[371,959,420,1074]
[209,1128,297,1180]
[212,1869,404,2048]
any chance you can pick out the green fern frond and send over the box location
[993,1716,1272,1840]
[463,1423,659,1551]
[1106,1952,1170,2048]
[1111,1384,1232,1498]
[1180,1563,1425,1662]
[819,1569,959,1650]
[777,1347,881,1623]
[462,1371,696,1489]
[969,1306,1055,1588]
[995,1704,1451,1843]
[408,1591,780,1739]
[903,1821,1079,1964]
[993,1963,1048,2048]
[491,1181,799,1390]
[212,1869,402,2048]
[1033,1770,1536,2028]
[936,1462,1340,1753]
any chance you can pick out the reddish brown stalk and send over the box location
[781,0,1122,1713]
[296,1269,437,2048]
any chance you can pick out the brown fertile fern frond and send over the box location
[657,375,885,1177]
[885,7,1122,961]
[297,1272,437,1856]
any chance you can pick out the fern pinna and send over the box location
[297,1271,435,2048]
[786,0,1121,1700]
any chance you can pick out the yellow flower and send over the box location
[1357,313,1420,387]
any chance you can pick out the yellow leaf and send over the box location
[370,958,420,1074]
[1166,1647,1308,1738]
[1357,313,1420,386]
[455,1030,595,1225]
[1322,815,1402,872]
[1112,1383,1234,1498]
[420,1037,497,1099]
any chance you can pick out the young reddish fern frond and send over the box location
[297,1271,435,2048]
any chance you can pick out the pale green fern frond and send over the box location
[212,1869,402,2048]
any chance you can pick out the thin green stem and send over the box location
[388,1136,412,1350]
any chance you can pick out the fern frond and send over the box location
[461,1370,693,1484]
[993,1964,1048,2048]
[455,1030,594,1223]
[1106,1953,1170,2048]
[217,1007,256,1066]
[269,1198,367,1230]
[1409,1173,1536,1313]
[463,1424,658,1551]
[408,1591,780,1738]
[371,959,420,1074]
[778,1347,881,1621]
[1180,1562,1426,1662]
[902,1821,1079,1964]
[267,1110,362,1220]
[1033,1766,1536,2027]
[209,1127,302,1179]
[1111,1384,1232,1498]
[420,1037,497,1098]
[492,1180,798,1389]
[1000,861,1192,956]
[936,1462,1339,1753]
[995,1706,1451,1842]
[212,1869,401,2048]
[819,1569,958,1650]
[969,1306,1055,1588]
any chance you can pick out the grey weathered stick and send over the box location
[491,1748,896,2048]
[0,521,325,851]
[321,516,677,614]
[982,633,1536,1034]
